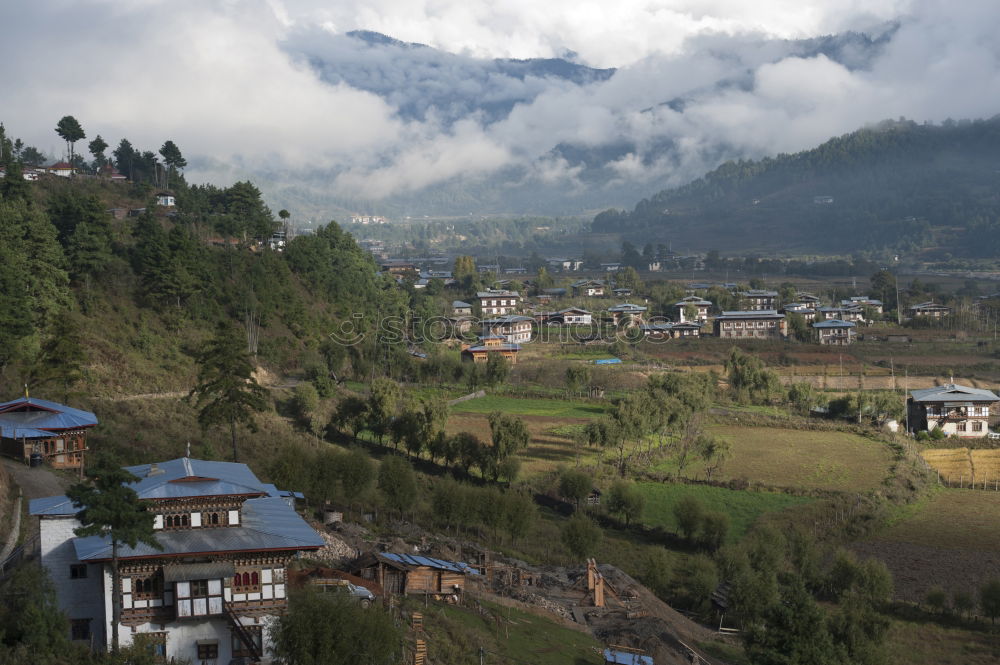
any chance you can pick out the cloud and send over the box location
[1,0,999,217]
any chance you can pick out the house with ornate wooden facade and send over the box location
[476,289,521,316]
[461,336,520,364]
[607,303,647,326]
[673,296,711,323]
[908,302,951,319]
[781,303,816,323]
[0,396,98,470]
[813,319,856,345]
[639,322,701,339]
[740,290,778,311]
[354,553,479,596]
[907,383,1000,438]
[29,457,323,663]
[481,315,534,344]
[713,310,787,339]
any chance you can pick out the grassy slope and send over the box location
[651,426,893,492]
[634,482,815,544]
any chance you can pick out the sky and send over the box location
[2,0,999,213]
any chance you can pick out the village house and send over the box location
[908,302,951,318]
[795,293,822,309]
[476,289,521,316]
[378,260,418,279]
[461,335,520,364]
[482,315,534,344]
[813,319,856,345]
[608,303,647,326]
[452,300,473,316]
[547,257,583,272]
[908,383,1000,437]
[740,290,778,311]
[29,457,324,662]
[817,306,865,322]
[612,288,634,299]
[781,303,816,323]
[548,307,593,326]
[640,322,701,339]
[155,192,176,207]
[713,310,787,339]
[354,553,479,597]
[572,280,606,297]
[0,396,98,471]
[601,263,623,272]
[477,264,501,274]
[842,297,883,314]
[48,161,74,177]
[673,295,712,323]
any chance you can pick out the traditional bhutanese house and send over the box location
[29,457,324,662]
[47,161,74,177]
[782,303,816,323]
[812,319,856,345]
[608,303,647,326]
[795,292,822,309]
[713,310,787,339]
[354,553,480,596]
[843,296,883,314]
[818,305,865,322]
[476,289,521,316]
[550,307,593,326]
[572,279,606,297]
[0,397,98,470]
[640,322,701,339]
[461,336,520,364]
[673,295,712,323]
[908,302,951,319]
[452,300,473,316]
[481,315,534,344]
[908,383,999,438]
[612,287,633,298]
[740,290,778,311]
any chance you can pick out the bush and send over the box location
[561,513,602,560]
[673,495,704,541]
[697,511,730,551]
[930,427,947,441]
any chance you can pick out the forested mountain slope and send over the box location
[593,117,1000,257]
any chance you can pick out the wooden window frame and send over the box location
[70,564,87,579]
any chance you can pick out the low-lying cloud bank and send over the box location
[1,1,998,216]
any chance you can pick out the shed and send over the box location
[354,553,479,596]
[603,648,653,665]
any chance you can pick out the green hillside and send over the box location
[594,116,1000,257]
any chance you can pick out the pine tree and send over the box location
[189,322,268,462]
[66,458,160,652]
[54,116,85,168]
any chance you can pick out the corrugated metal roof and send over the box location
[716,310,783,319]
[30,495,77,516]
[378,553,480,575]
[123,458,277,500]
[603,649,654,665]
[910,383,1000,403]
[72,497,324,561]
[0,397,98,438]
[813,320,856,328]
[163,561,235,582]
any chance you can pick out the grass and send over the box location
[879,488,1000,551]
[422,597,603,665]
[450,395,608,419]
[651,426,893,492]
[886,619,1000,665]
[634,482,815,543]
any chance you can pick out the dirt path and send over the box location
[0,457,70,499]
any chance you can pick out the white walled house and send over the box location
[673,296,711,323]
[476,289,521,316]
[30,457,323,663]
[482,315,534,344]
[908,384,999,438]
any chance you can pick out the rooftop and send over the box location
[0,397,98,439]
[716,310,784,319]
[910,383,1000,403]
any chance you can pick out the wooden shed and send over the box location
[354,553,479,596]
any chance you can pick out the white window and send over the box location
[190,512,202,527]
[153,515,163,530]
[228,510,240,525]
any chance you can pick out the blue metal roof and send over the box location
[910,383,1000,403]
[603,649,654,665]
[378,553,480,575]
[812,319,856,328]
[717,310,783,318]
[0,397,98,439]
[123,458,277,500]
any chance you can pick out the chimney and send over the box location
[147,463,164,477]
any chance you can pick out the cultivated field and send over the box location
[634,482,815,544]
[654,426,893,492]
[853,489,1000,602]
[450,395,608,419]
[921,447,1000,486]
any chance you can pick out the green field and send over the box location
[886,620,1000,665]
[653,426,893,492]
[881,488,1000,551]
[450,395,608,419]
[635,482,815,543]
